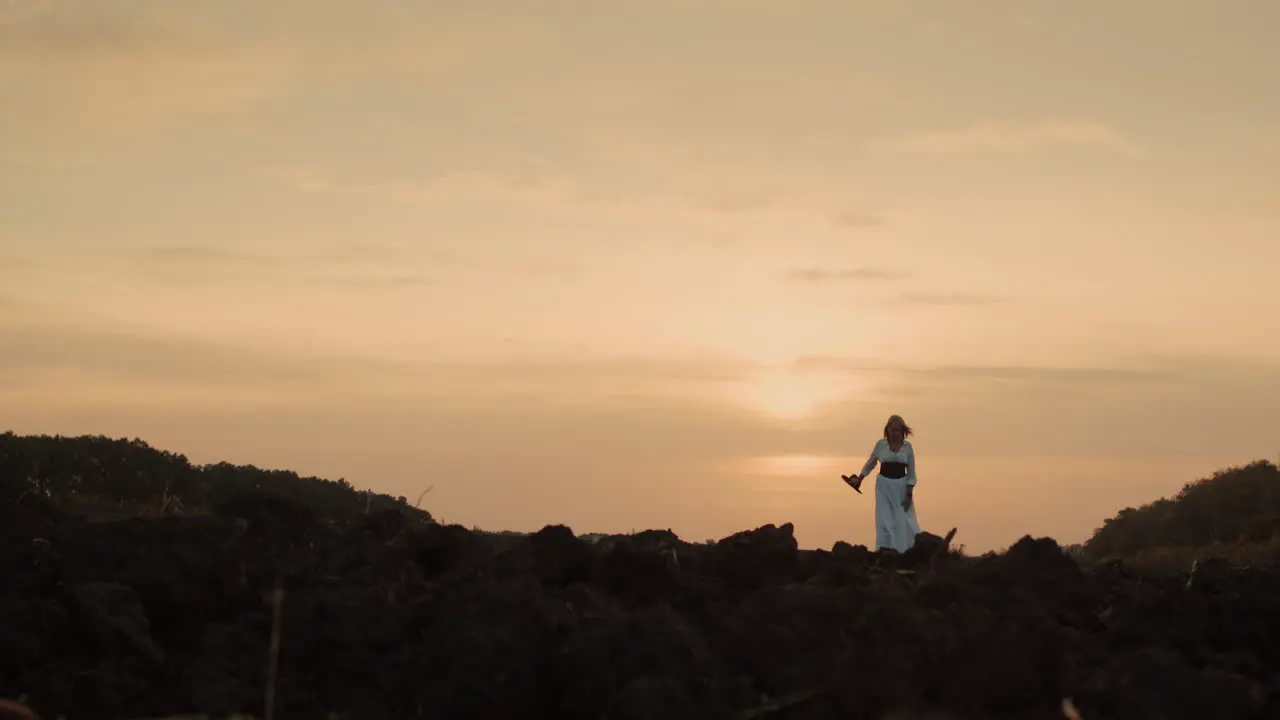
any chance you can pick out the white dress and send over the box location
[858,438,922,552]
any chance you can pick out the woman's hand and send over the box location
[902,485,914,511]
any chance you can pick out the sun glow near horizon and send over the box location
[3,0,1279,555]
[748,454,841,476]
[734,366,865,422]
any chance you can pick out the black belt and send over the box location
[880,461,908,479]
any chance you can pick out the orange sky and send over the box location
[3,0,1278,551]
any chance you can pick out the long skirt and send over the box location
[875,474,921,552]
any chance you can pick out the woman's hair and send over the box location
[883,414,913,439]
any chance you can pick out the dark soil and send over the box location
[3,495,1280,720]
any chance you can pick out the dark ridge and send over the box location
[2,433,1279,719]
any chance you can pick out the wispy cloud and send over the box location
[0,5,208,62]
[0,318,401,392]
[123,245,277,287]
[0,6,293,143]
[0,306,755,403]
[867,119,1142,157]
[841,354,1280,460]
[0,2,500,153]
[834,209,885,228]
[896,292,1007,306]
[910,363,1177,386]
[518,259,577,277]
[123,243,453,291]
[118,242,560,294]
[791,356,1179,388]
[696,189,778,214]
[0,252,36,277]
[316,274,434,290]
[138,245,267,267]
[786,267,901,283]
[322,244,437,265]
[690,187,886,229]
[790,356,883,375]
[256,164,625,216]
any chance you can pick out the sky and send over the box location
[2,0,1278,552]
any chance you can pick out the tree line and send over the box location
[1082,459,1280,563]
[0,431,431,524]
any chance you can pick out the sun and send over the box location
[738,369,834,421]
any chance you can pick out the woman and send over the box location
[841,415,921,552]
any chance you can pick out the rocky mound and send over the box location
[2,495,1279,719]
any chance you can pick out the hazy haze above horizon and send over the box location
[4,0,1278,551]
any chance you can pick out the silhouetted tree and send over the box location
[0,431,431,524]
[1083,460,1280,559]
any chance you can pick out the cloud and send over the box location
[256,164,624,216]
[907,363,1177,386]
[315,274,434,290]
[137,245,267,267]
[0,4,204,61]
[895,292,1008,306]
[122,245,278,287]
[0,318,399,392]
[138,242,442,269]
[695,189,778,214]
[120,243,454,291]
[322,243,438,265]
[380,354,756,407]
[485,355,754,385]
[0,2,494,154]
[1130,353,1280,387]
[786,267,901,283]
[0,307,754,404]
[518,259,577,277]
[0,5,294,143]
[689,186,886,229]
[793,356,1177,387]
[867,119,1142,157]
[0,252,36,277]
[789,352,1280,462]
[110,242,553,294]
[781,271,1008,307]
[834,209,885,228]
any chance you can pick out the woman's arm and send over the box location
[857,440,883,479]
[905,444,917,486]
